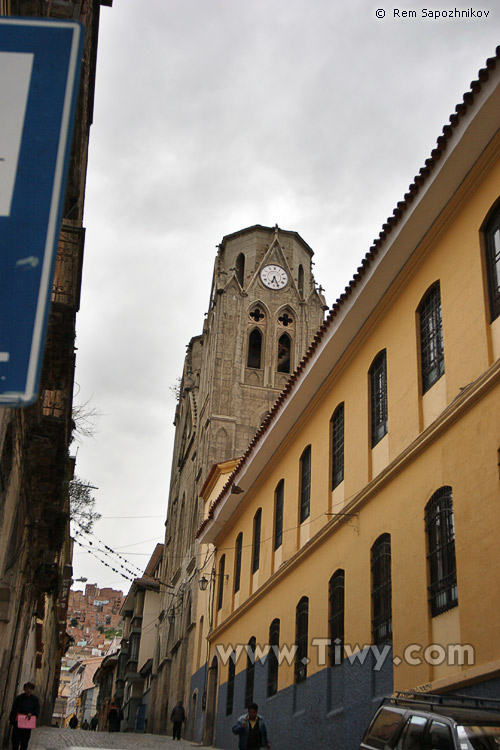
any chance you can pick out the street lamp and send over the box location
[198,576,209,591]
[167,610,175,624]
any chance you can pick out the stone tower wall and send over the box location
[150,225,327,736]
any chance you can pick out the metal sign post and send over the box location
[0,17,84,406]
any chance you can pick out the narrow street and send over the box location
[29,727,212,750]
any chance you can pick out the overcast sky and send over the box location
[70,0,498,592]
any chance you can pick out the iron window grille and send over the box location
[267,619,280,697]
[252,509,262,574]
[217,554,225,611]
[226,652,236,715]
[371,533,392,644]
[299,445,311,523]
[370,351,388,447]
[331,403,345,490]
[485,204,500,322]
[329,569,345,666]
[234,533,242,593]
[425,486,458,617]
[245,637,256,708]
[419,283,445,393]
[294,597,309,683]
[274,480,284,550]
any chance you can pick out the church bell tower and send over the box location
[150,224,327,735]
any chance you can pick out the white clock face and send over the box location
[260,264,288,290]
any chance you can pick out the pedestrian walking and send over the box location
[68,715,78,729]
[9,682,40,750]
[232,703,270,750]
[170,701,186,740]
[107,701,122,733]
[89,715,98,731]
[81,720,89,730]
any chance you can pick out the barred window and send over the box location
[274,480,284,550]
[484,203,500,322]
[226,651,236,715]
[370,351,388,447]
[267,619,280,697]
[419,283,445,393]
[371,533,392,644]
[425,487,458,617]
[294,596,309,683]
[234,533,242,593]
[331,404,345,490]
[252,509,262,573]
[299,445,311,523]
[328,569,345,666]
[245,637,256,708]
[217,554,225,611]
[247,329,262,369]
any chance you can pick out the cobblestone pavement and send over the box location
[29,727,212,750]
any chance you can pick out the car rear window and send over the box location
[365,708,406,749]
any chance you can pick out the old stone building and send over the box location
[0,1,111,743]
[149,225,327,737]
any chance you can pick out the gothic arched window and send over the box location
[247,329,262,369]
[277,333,291,373]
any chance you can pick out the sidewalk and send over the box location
[29,727,213,750]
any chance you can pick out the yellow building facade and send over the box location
[197,49,500,750]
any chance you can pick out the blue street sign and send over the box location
[0,17,84,406]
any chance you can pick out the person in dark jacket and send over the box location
[9,682,40,750]
[68,715,78,729]
[232,703,270,750]
[170,701,186,740]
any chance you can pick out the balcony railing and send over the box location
[51,224,85,310]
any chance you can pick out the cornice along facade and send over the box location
[197,46,500,544]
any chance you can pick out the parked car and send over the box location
[360,691,500,750]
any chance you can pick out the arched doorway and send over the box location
[203,655,218,745]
